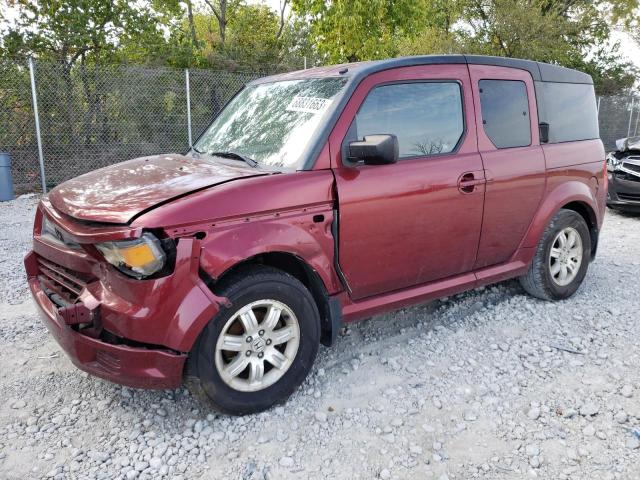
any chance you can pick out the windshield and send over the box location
[194,78,347,169]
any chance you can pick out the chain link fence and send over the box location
[0,59,260,193]
[0,60,40,192]
[598,94,640,151]
[0,58,639,194]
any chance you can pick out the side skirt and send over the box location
[333,249,534,323]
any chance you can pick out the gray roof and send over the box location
[251,54,593,85]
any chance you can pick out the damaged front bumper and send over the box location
[607,168,640,211]
[26,265,185,389]
[24,201,223,389]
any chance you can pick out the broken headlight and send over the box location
[96,233,166,279]
[41,215,81,249]
[606,152,622,173]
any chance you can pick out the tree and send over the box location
[456,0,638,93]
[186,0,199,48]
[278,16,320,68]
[291,0,430,63]
[293,0,637,94]
[201,0,242,47]
[459,0,578,61]
[276,0,291,39]
[2,0,636,94]
[225,5,281,70]
[2,0,166,68]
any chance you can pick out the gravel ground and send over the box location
[1,194,640,480]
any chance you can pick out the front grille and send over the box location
[622,162,640,174]
[614,171,640,182]
[618,192,640,203]
[37,257,90,305]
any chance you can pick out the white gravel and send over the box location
[1,195,640,480]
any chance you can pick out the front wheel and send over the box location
[187,266,320,415]
[519,209,591,301]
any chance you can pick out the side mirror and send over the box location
[539,122,549,144]
[348,134,399,165]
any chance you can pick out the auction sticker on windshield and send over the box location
[286,96,331,114]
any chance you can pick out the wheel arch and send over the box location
[560,201,599,258]
[203,251,342,347]
[521,181,601,260]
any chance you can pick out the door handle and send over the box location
[458,172,485,194]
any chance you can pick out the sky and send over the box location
[611,30,640,69]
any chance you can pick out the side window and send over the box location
[538,82,599,143]
[352,82,464,159]
[479,80,531,148]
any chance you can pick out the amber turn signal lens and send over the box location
[96,233,166,279]
[121,243,156,267]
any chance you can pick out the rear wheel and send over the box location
[187,266,320,415]
[519,209,591,301]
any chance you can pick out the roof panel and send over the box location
[250,55,593,86]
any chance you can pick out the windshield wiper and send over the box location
[208,151,259,168]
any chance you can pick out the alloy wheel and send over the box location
[548,226,583,287]
[214,299,300,392]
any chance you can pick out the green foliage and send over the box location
[294,0,639,94]
[1,0,638,93]
[291,0,431,63]
[208,5,282,71]
[455,0,639,93]
[397,28,462,56]
[278,17,320,68]
[2,0,166,67]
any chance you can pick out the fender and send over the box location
[161,238,227,352]
[85,237,226,353]
[520,179,599,250]
[198,206,343,295]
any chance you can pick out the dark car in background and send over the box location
[607,136,640,211]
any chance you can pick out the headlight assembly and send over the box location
[606,153,622,173]
[96,233,166,279]
[41,215,81,249]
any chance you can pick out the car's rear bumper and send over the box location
[26,265,186,389]
[607,171,640,210]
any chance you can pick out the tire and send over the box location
[186,266,320,415]
[519,209,591,301]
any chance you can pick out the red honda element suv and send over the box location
[25,55,606,414]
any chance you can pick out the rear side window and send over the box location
[479,80,531,148]
[538,82,599,143]
[354,82,464,158]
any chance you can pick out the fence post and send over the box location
[628,96,636,138]
[596,96,601,115]
[29,57,47,193]
[185,69,193,149]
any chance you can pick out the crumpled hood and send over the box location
[616,136,640,152]
[48,154,265,224]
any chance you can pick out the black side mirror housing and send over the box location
[348,134,399,165]
[539,122,550,144]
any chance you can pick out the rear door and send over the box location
[330,65,485,300]
[468,65,547,269]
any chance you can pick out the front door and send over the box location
[330,65,485,300]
